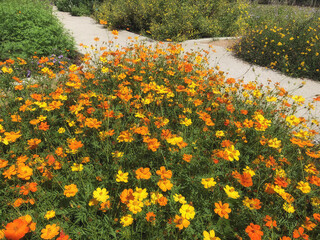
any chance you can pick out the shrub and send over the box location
[54,0,104,16]
[234,5,320,80]
[0,36,320,239]
[95,0,250,41]
[0,0,76,61]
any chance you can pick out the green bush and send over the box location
[0,0,76,60]
[54,0,104,16]
[95,0,250,41]
[234,5,320,80]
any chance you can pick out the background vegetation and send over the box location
[0,0,76,61]
[234,4,320,80]
[94,0,250,41]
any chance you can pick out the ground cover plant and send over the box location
[234,4,320,80]
[94,0,250,41]
[0,0,76,61]
[0,34,320,239]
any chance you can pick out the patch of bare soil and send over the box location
[209,39,240,49]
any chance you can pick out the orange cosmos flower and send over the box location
[4,218,29,240]
[13,198,25,208]
[245,223,264,240]
[183,154,192,162]
[143,136,160,151]
[243,197,262,210]
[27,138,41,149]
[146,212,156,223]
[313,213,320,222]
[263,215,277,229]
[15,85,24,90]
[3,165,17,179]
[302,217,316,231]
[0,159,8,168]
[157,196,168,206]
[99,19,107,25]
[11,114,21,122]
[56,230,71,240]
[239,172,253,187]
[135,167,151,180]
[64,184,78,197]
[157,179,173,192]
[48,101,63,110]
[174,215,190,230]
[84,118,102,129]
[38,122,50,131]
[156,166,172,179]
[120,189,134,204]
[30,93,42,101]
[4,131,22,143]
[41,224,60,240]
[280,237,291,240]
[117,130,134,142]
[134,126,150,135]
[68,139,83,150]
[17,164,33,180]
[292,227,309,239]
[19,182,38,195]
[214,201,231,219]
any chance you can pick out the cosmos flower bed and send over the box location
[0,36,320,240]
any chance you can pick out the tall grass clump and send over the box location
[234,5,320,80]
[0,35,320,240]
[0,0,76,60]
[95,0,250,41]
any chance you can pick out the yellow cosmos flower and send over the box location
[266,96,277,102]
[1,66,13,74]
[286,115,300,126]
[179,204,196,220]
[128,199,144,214]
[268,138,281,149]
[44,210,55,220]
[41,224,60,239]
[283,202,295,213]
[201,178,217,189]
[215,131,225,138]
[133,187,148,201]
[224,145,240,161]
[243,166,255,176]
[120,214,133,227]
[173,194,187,204]
[58,127,65,133]
[116,170,129,183]
[203,230,221,240]
[166,136,183,145]
[224,185,240,199]
[71,163,83,172]
[296,181,311,194]
[93,187,109,202]
[180,118,192,126]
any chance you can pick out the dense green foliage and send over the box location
[94,0,250,41]
[54,0,104,16]
[0,0,76,60]
[234,5,320,80]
